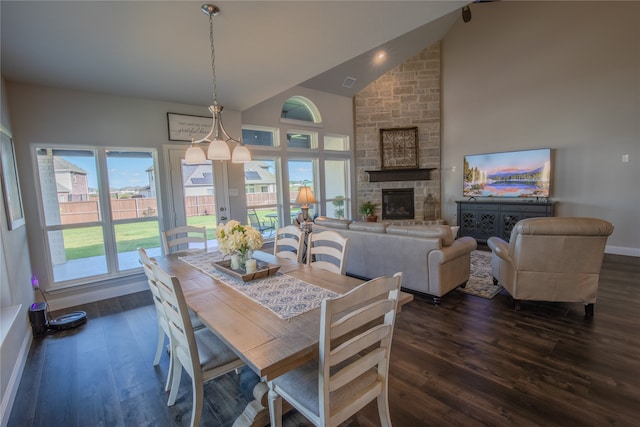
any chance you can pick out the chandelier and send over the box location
[185,4,251,164]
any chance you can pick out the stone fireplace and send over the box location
[382,189,414,220]
[355,42,442,221]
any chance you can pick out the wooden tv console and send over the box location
[456,200,554,243]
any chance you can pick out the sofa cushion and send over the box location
[384,219,445,226]
[386,225,455,246]
[384,225,410,236]
[348,221,388,233]
[314,216,352,229]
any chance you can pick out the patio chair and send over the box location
[248,209,275,237]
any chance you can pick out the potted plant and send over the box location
[359,201,379,222]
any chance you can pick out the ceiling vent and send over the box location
[342,76,357,89]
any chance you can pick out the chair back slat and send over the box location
[274,225,304,262]
[330,324,391,366]
[307,230,350,275]
[162,225,207,254]
[330,299,395,339]
[328,348,385,392]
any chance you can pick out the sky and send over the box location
[62,156,152,189]
[287,160,314,183]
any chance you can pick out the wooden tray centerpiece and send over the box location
[212,259,280,282]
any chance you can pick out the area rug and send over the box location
[457,250,503,299]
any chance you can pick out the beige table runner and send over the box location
[179,251,338,320]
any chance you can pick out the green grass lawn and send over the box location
[62,212,279,260]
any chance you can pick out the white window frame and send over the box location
[32,145,161,289]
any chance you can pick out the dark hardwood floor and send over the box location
[8,254,640,426]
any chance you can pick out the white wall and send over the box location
[0,77,33,427]
[441,1,640,256]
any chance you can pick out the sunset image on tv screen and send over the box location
[463,149,551,198]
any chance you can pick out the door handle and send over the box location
[220,216,227,221]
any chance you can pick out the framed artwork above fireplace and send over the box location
[379,127,419,170]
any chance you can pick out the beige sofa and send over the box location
[313,217,477,303]
[487,217,614,317]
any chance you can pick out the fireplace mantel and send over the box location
[366,168,435,182]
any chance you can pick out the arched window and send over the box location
[280,96,321,124]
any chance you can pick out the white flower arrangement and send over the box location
[215,220,264,256]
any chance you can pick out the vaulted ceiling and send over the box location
[1,1,468,111]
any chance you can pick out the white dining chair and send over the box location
[273,225,305,263]
[138,247,175,391]
[138,247,206,393]
[151,262,245,427]
[161,225,207,254]
[306,230,350,275]
[267,272,403,427]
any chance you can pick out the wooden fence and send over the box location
[59,193,281,224]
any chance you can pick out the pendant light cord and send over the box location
[208,12,218,107]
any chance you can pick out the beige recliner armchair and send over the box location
[487,217,613,318]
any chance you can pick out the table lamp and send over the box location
[295,185,317,222]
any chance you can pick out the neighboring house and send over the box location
[181,161,276,196]
[182,164,214,196]
[244,161,276,193]
[53,157,89,202]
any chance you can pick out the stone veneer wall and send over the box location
[354,42,441,221]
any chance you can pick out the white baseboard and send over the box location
[605,245,640,258]
[0,328,31,427]
[46,278,148,312]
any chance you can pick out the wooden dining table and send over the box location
[154,249,413,427]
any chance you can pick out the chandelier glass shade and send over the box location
[184,4,251,164]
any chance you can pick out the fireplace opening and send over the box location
[382,188,414,220]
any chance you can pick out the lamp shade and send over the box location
[231,144,251,163]
[185,145,207,164]
[207,137,231,160]
[295,186,317,205]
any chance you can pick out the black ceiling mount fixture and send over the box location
[463,0,498,24]
[462,6,472,23]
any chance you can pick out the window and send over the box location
[280,96,321,123]
[243,97,352,223]
[35,147,160,286]
[324,134,349,151]
[324,160,350,219]
[242,127,278,147]
[287,131,317,149]
[244,159,280,235]
[289,159,317,220]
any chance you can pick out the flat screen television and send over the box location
[463,148,552,198]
